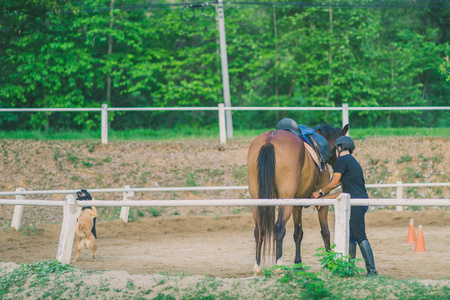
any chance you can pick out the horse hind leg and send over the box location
[253,221,263,275]
[252,206,264,276]
[274,178,300,267]
[275,205,293,267]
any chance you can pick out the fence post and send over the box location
[56,194,79,264]
[342,103,349,135]
[120,185,134,223]
[101,103,108,145]
[218,104,226,145]
[11,187,25,230]
[396,181,403,211]
[334,193,351,256]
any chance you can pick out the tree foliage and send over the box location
[1,0,449,131]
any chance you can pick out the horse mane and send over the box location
[313,123,342,140]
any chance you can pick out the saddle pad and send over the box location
[304,142,322,171]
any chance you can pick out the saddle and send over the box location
[276,119,330,171]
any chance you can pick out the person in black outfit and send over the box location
[312,136,378,277]
[76,189,97,239]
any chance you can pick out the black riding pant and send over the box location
[349,206,368,245]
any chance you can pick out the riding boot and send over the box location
[359,240,378,277]
[349,242,357,260]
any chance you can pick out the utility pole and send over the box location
[106,0,115,104]
[216,0,233,138]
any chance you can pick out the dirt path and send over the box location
[1,137,449,284]
[1,209,448,280]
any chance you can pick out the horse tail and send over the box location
[256,142,276,261]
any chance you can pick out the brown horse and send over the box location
[247,123,348,275]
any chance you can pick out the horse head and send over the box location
[313,123,349,167]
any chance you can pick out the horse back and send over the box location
[248,130,318,199]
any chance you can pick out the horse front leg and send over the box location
[318,205,331,251]
[275,206,293,266]
[292,206,304,264]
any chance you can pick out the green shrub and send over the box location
[314,245,364,277]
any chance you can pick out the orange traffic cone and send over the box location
[406,218,416,245]
[414,225,426,254]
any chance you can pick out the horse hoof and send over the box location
[274,267,283,276]
[274,259,284,275]
[253,263,263,276]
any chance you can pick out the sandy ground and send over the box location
[0,136,449,297]
[1,208,449,280]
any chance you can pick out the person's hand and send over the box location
[311,191,320,199]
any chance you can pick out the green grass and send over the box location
[1,258,448,299]
[350,127,450,138]
[0,127,448,141]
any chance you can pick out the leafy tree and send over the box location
[0,1,448,131]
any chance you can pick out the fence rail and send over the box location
[1,194,449,264]
[1,104,449,144]
[2,197,447,208]
[1,182,448,196]
[1,181,448,229]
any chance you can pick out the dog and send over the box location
[74,206,98,262]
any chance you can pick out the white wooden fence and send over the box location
[0,193,448,264]
[1,181,449,230]
[1,104,449,144]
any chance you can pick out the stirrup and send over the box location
[320,157,327,171]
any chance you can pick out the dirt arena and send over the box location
[0,137,449,281]
[1,208,448,280]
